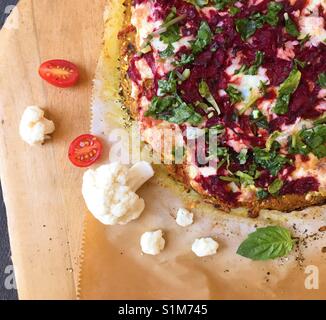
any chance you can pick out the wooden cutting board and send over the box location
[0,0,106,299]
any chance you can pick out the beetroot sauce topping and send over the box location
[129,0,326,206]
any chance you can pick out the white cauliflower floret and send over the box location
[176,208,194,227]
[82,161,154,225]
[19,106,55,145]
[192,237,219,257]
[140,230,165,255]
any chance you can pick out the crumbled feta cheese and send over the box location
[135,58,154,80]
[299,16,326,47]
[192,237,219,257]
[277,41,298,61]
[176,208,194,227]
[140,230,165,255]
[233,69,269,102]
[19,106,55,146]
[131,2,162,47]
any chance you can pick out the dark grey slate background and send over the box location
[1,0,19,301]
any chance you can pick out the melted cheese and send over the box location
[291,154,326,190]
[226,56,270,103]
[131,2,162,48]
[276,118,314,147]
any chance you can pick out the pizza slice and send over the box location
[119,0,326,215]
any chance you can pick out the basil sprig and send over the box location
[273,69,301,115]
[237,226,295,261]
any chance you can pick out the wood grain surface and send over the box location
[0,0,105,299]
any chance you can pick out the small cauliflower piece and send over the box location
[176,208,194,227]
[192,237,219,257]
[140,230,165,255]
[82,161,154,225]
[19,106,55,145]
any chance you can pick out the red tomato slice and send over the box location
[68,134,102,168]
[39,59,79,88]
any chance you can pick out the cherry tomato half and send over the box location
[39,59,79,88]
[68,134,102,168]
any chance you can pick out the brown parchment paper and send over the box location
[78,0,326,300]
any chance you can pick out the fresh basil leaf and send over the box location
[208,124,225,136]
[226,85,243,104]
[229,6,240,16]
[186,0,209,7]
[235,13,265,40]
[253,147,289,176]
[238,148,248,165]
[160,26,181,45]
[236,51,265,76]
[219,175,240,183]
[273,69,301,115]
[250,109,269,129]
[288,132,310,156]
[168,102,202,125]
[212,0,235,10]
[292,124,326,159]
[268,178,284,194]
[299,34,311,46]
[314,114,326,125]
[266,131,281,152]
[159,44,175,58]
[208,145,229,163]
[257,189,269,200]
[215,26,223,34]
[294,59,306,69]
[317,72,326,88]
[145,95,203,126]
[265,2,283,27]
[284,13,300,38]
[247,51,264,75]
[237,226,295,261]
[174,53,195,67]
[158,72,178,96]
[199,80,221,114]
[235,171,255,186]
[235,64,248,75]
[192,21,213,55]
[160,8,181,46]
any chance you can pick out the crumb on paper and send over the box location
[192,237,219,257]
[176,208,194,227]
[140,230,165,256]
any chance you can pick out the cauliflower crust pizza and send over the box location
[118,0,326,216]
